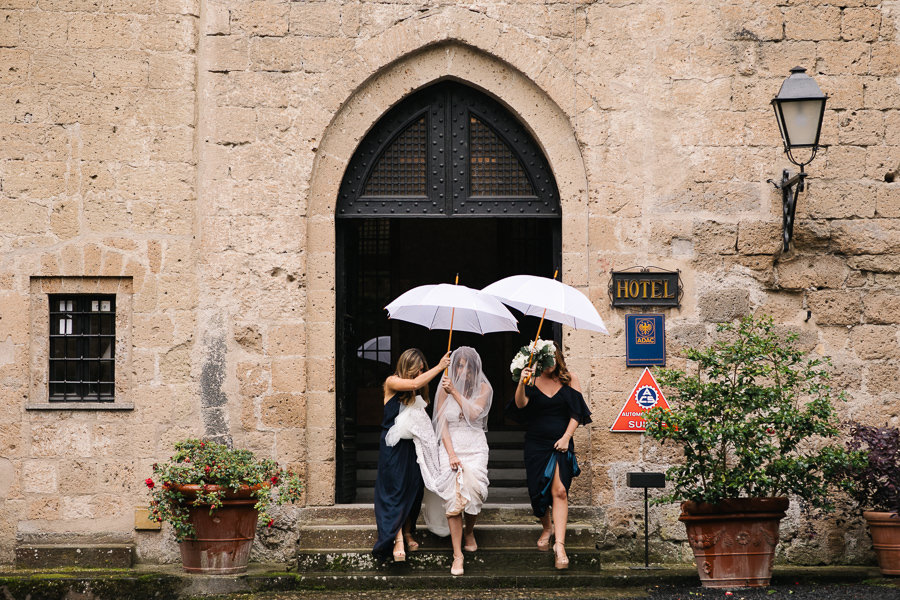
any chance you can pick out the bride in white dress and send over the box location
[423,346,492,575]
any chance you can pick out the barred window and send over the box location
[49,295,116,402]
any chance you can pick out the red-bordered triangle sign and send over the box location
[610,367,670,432]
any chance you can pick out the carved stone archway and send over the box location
[305,41,589,506]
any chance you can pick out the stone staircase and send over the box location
[296,503,603,574]
[354,429,529,503]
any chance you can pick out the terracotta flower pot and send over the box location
[679,497,789,589]
[863,511,900,575]
[174,484,261,574]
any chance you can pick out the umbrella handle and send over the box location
[523,270,557,385]
[445,274,459,375]
[523,308,548,386]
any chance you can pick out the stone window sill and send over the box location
[25,402,135,411]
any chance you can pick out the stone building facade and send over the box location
[0,0,898,566]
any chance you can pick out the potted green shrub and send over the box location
[146,439,303,574]
[645,314,859,588]
[844,421,900,575]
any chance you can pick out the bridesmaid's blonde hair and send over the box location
[547,346,572,386]
[393,348,431,406]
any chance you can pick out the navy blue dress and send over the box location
[506,383,592,518]
[372,393,425,560]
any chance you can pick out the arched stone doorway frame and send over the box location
[305,36,591,506]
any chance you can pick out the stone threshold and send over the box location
[0,564,883,599]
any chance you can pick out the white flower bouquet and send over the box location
[510,338,556,383]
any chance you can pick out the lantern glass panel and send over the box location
[779,98,824,147]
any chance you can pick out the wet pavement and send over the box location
[193,580,900,600]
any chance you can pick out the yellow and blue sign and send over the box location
[625,314,666,367]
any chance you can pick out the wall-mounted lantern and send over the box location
[769,66,828,252]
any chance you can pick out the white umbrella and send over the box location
[482,273,608,383]
[385,282,519,350]
[482,274,609,334]
[357,335,391,364]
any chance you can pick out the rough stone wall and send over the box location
[0,0,201,563]
[0,0,898,566]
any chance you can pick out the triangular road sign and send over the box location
[610,367,670,432]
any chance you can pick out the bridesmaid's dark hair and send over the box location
[393,348,431,406]
[547,346,572,386]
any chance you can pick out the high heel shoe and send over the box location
[536,530,552,552]
[404,534,419,552]
[450,553,464,576]
[392,538,406,562]
[463,532,477,552]
[553,541,569,570]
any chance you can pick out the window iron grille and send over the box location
[362,117,427,197]
[469,116,535,196]
[48,295,116,402]
[337,82,560,218]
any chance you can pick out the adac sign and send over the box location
[609,269,682,308]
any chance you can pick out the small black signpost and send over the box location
[626,472,666,569]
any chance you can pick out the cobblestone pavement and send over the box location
[199,581,900,600]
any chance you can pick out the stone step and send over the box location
[0,565,883,599]
[358,448,524,463]
[297,523,597,552]
[15,544,135,569]
[355,468,526,486]
[353,487,529,503]
[297,549,603,572]
[358,429,526,443]
[298,504,600,526]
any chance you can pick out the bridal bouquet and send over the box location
[510,338,556,383]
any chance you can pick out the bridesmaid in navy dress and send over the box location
[506,346,591,570]
[373,348,451,561]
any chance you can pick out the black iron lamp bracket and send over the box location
[768,167,807,253]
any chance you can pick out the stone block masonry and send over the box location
[0,0,898,568]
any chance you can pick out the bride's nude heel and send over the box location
[463,531,477,552]
[404,534,419,552]
[450,553,464,575]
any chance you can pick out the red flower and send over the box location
[766,427,775,435]
[270,475,279,485]
[205,465,211,474]
[145,478,155,489]
[661,423,668,428]
[200,442,205,448]
[267,519,274,528]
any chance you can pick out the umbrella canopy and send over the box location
[385,283,519,335]
[357,335,391,364]
[482,275,609,334]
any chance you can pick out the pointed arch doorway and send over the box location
[336,81,562,503]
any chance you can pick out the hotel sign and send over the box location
[609,269,682,308]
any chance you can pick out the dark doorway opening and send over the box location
[336,217,560,503]
[334,80,563,503]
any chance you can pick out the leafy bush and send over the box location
[844,422,900,513]
[146,439,303,541]
[645,314,860,508]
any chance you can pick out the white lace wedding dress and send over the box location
[421,398,491,535]
[385,396,467,518]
